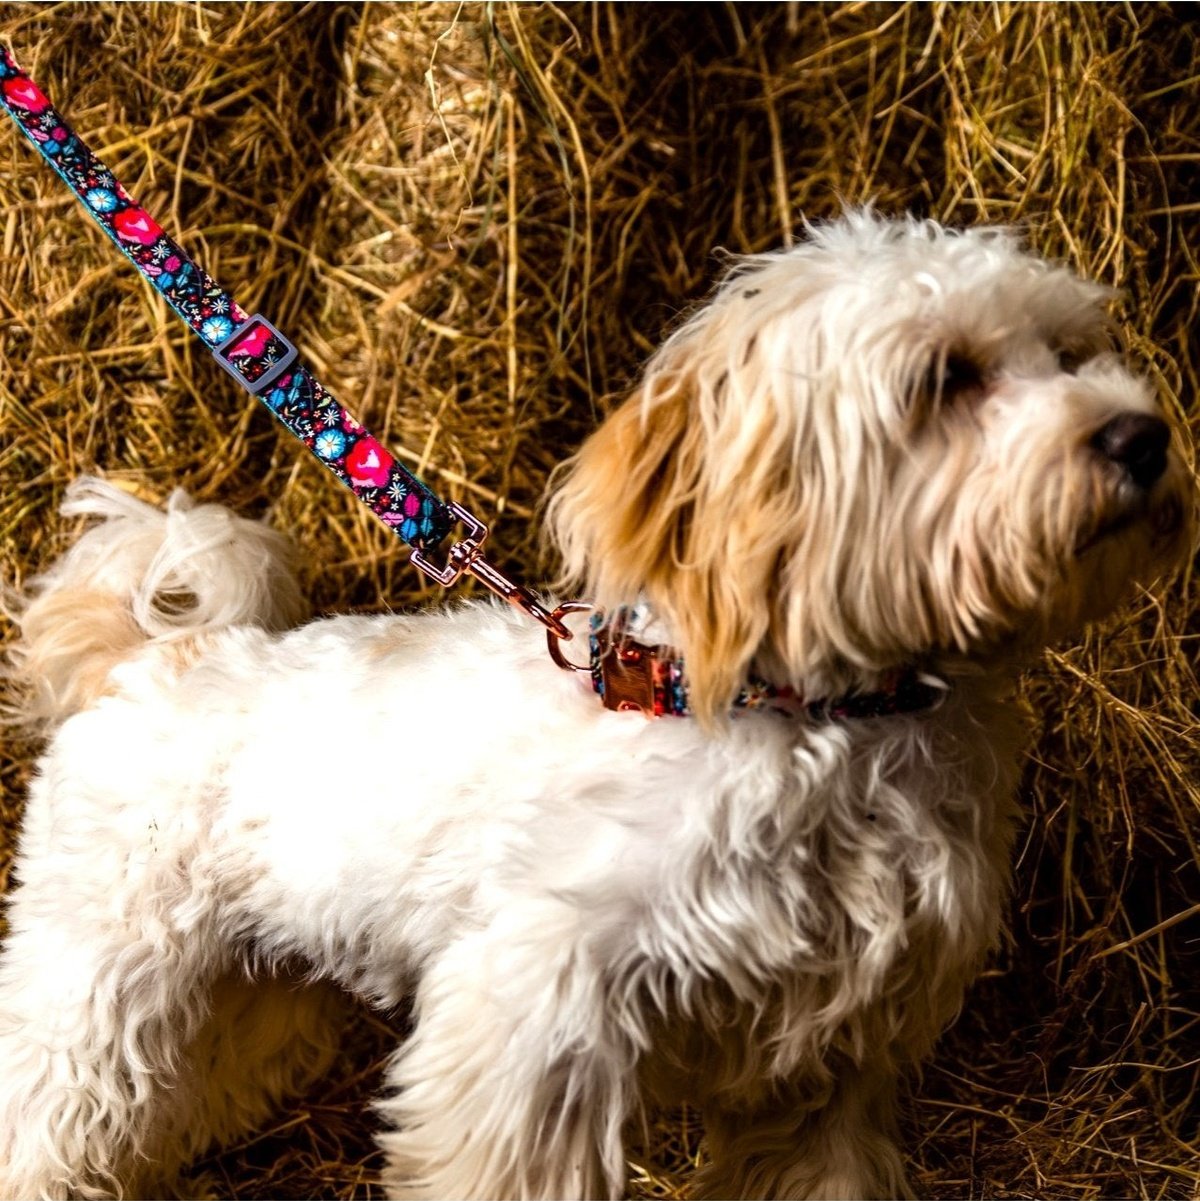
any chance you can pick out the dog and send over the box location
[0,212,1190,1200]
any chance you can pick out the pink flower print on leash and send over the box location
[346,438,395,488]
[112,207,165,246]
[1,75,49,113]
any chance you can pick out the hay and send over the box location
[1,2,1197,1197]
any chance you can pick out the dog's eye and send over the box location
[926,353,985,405]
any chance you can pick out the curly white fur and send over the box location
[0,214,1190,1200]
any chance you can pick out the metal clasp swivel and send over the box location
[410,501,577,643]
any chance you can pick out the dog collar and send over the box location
[574,611,948,720]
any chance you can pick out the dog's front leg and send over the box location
[376,905,636,1201]
[695,1067,911,1201]
[0,889,222,1200]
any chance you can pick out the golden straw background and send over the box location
[1,3,1198,1197]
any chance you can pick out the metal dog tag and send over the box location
[598,640,658,716]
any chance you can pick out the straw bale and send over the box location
[0,3,1197,1197]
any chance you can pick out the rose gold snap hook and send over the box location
[546,602,595,672]
[411,501,574,640]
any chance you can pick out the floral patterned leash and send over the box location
[1,49,946,721]
[0,47,574,642]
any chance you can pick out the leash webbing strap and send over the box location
[0,47,454,551]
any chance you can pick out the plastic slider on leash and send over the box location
[0,45,580,649]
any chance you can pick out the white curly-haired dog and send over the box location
[0,213,1191,1201]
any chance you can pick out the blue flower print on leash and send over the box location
[200,315,234,345]
[314,428,347,461]
[86,187,117,213]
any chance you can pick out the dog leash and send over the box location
[0,46,574,645]
[2,47,945,722]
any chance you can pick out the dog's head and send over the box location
[549,213,1192,720]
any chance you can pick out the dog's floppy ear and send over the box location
[549,301,806,723]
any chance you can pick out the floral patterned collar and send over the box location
[584,610,949,721]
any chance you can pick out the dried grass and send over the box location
[1,3,1198,1197]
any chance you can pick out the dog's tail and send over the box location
[5,477,307,726]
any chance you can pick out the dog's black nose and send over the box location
[1092,413,1171,488]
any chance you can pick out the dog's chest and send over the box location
[640,901,987,1110]
[634,701,1023,1107]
